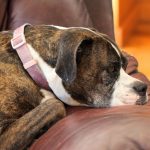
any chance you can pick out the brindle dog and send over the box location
[0,25,147,150]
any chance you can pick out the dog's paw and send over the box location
[40,89,56,103]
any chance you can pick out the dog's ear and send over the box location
[56,31,90,83]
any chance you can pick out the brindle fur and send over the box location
[0,25,125,150]
[0,26,67,150]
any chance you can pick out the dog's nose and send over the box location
[133,83,147,96]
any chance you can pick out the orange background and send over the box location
[113,0,150,79]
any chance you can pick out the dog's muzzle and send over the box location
[133,82,148,104]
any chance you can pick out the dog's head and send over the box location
[47,27,148,107]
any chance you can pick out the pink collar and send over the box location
[11,24,49,90]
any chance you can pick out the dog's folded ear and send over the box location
[56,30,92,83]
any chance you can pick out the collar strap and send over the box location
[11,24,49,90]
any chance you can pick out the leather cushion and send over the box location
[7,0,92,30]
[6,0,114,38]
[30,105,150,150]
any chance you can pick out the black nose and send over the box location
[133,83,147,96]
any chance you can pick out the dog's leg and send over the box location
[0,112,16,135]
[0,97,66,150]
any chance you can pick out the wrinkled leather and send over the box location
[122,51,139,74]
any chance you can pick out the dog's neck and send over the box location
[25,25,59,68]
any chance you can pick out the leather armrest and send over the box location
[30,105,150,150]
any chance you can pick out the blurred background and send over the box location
[112,0,150,79]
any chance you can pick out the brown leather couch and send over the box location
[0,0,150,149]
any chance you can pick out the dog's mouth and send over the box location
[121,95,147,105]
[86,94,148,107]
[136,95,148,105]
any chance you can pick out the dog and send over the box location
[0,24,148,150]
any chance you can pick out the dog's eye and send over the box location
[108,65,115,73]
[107,62,120,73]
[107,61,120,73]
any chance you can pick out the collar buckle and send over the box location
[11,33,26,49]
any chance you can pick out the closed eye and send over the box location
[107,61,120,73]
